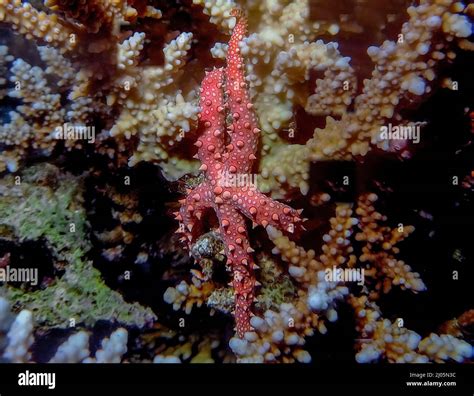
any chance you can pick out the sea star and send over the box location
[175,10,303,338]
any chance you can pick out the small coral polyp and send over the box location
[175,11,303,338]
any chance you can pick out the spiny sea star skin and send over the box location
[224,9,259,175]
[175,10,303,338]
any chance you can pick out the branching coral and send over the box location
[228,204,356,362]
[228,0,357,197]
[0,44,108,172]
[49,328,129,363]
[164,278,215,315]
[152,329,228,363]
[43,0,134,35]
[246,0,473,197]
[350,295,473,363]
[1,0,471,188]
[0,45,12,100]
[0,0,472,179]
[1,296,130,363]
[1,303,34,363]
[355,193,426,295]
[168,192,463,363]
[193,0,238,33]
[0,0,200,178]
[110,32,200,167]
[440,310,474,342]
[228,197,472,362]
[308,1,472,160]
[0,0,76,51]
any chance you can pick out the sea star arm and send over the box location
[195,68,226,181]
[234,188,303,233]
[176,183,213,247]
[224,9,260,175]
[215,203,255,337]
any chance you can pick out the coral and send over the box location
[417,333,473,363]
[110,32,200,167]
[456,310,474,341]
[93,184,142,259]
[439,310,474,342]
[1,0,471,192]
[0,0,472,187]
[355,193,426,295]
[51,328,128,363]
[49,331,91,363]
[0,45,13,100]
[270,203,357,285]
[207,287,235,314]
[0,163,90,259]
[0,0,199,179]
[226,0,359,197]
[193,0,237,33]
[164,278,215,315]
[250,0,473,197]
[165,249,297,318]
[0,163,155,328]
[0,45,107,172]
[229,303,313,363]
[83,328,128,363]
[85,162,176,271]
[6,258,155,329]
[153,331,226,363]
[175,10,304,338]
[2,308,34,363]
[350,295,473,363]
[227,194,467,363]
[44,0,132,35]
[139,322,233,363]
[309,1,472,160]
[229,204,357,362]
[0,296,130,363]
[203,253,297,315]
[0,0,76,51]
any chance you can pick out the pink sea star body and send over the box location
[175,10,303,338]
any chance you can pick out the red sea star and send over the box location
[175,10,303,338]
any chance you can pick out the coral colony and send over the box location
[0,0,473,366]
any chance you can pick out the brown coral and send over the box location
[355,193,426,295]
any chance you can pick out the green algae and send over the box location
[255,254,296,312]
[256,275,296,312]
[0,163,156,328]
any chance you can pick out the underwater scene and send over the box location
[0,0,473,374]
